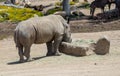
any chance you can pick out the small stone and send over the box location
[94,63,97,65]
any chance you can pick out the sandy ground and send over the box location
[0,0,120,76]
[0,30,120,76]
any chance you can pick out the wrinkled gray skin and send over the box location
[14,15,72,62]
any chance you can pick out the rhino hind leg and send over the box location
[18,45,24,63]
[46,41,54,56]
[24,45,31,62]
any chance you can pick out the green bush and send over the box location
[46,7,62,15]
[55,1,75,7]
[0,5,43,22]
[0,0,5,2]
[55,2,62,6]
[69,1,75,5]
[72,0,79,3]
[78,2,90,9]
[72,39,95,46]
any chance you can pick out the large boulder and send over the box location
[59,42,89,56]
[93,36,110,55]
[59,36,110,56]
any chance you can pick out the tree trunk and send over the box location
[62,0,70,16]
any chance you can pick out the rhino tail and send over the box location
[14,29,20,48]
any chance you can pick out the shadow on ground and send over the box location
[7,56,47,65]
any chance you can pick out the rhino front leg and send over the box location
[53,35,63,56]
[46,41,54,56]
[18,46,24,63]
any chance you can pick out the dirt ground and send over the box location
[0,30,120,76]
[0,21,120,76]
[0,0,120,76]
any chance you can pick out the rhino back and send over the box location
[32,16,65,43]
[15,15,65,44]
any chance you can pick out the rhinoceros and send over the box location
[14,15,72,62]
[115,0,120,15]
[90,0,115,17]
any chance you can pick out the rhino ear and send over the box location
[65,23,69,29]
[65,25,68,29]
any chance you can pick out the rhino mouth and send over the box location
[62,37,72,43]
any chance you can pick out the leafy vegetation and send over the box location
[0,0,5,2]
[46,7,62,15]
[0,5,43,22]
[72,0,79,3]
[55,1,62,6]
[72,39,95,46]
[78,2,90,9]
[69,1,75,5]
[55,1,76,6]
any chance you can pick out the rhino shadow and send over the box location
[7,56,47,65]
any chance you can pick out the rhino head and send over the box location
[62,24,72,43]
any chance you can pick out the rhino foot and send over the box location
[19,59,25,63]
[54,52,62,56]
[46,51,62,56]
[46,53,54,56]
[25,58,33,62]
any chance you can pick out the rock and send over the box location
[87,42,96,55]
[4,0,12,4]
[96,9,119,19]
[3,4,24,8]
[70,5,77,11]
[24,4,44,11]
[94,36,110,55]
[59,36,110,56]
[23,0,31,5]
[54,11,66,18]
[14,0,20,4]
[5,0,21,4]
[42,5,55,15]
[71,10,85,16]
[59,42,89,56]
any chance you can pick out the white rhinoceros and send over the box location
[14,15,72,62]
